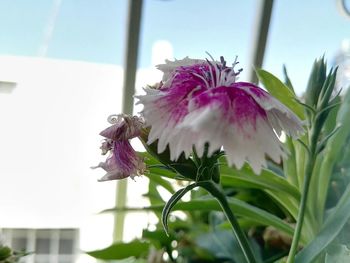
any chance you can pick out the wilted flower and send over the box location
[136,56,304,174]
[92,115,146,181]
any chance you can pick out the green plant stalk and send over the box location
[287,127,319,263]
[201,181,258,263]
[287,156,315,262]
[295,139,306,190]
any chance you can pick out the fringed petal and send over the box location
[92,140,145,182]
[100,115,144,141]
[235,82,304,138]
[93,115,146,181]
[136,56,304,174]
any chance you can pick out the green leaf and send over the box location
[305,56,327,107]
[196,229,256,263]
[295,183,350,263]
[138,137,198,180]
[173,198,294,237]
[102,197,295,240]
[100,205,162,214]
[317,67,338,110]
[322,95,341,135]
[220,164,300,200]
[162,183,197,235]
[282,64,295,93]
[325,245,350,263]
[86,240,150,260]
[146,178,165,206]
[143,172,175,194]
[283,137,299,188]
[205,161,311,240]
[142,229,174,249]
[317,87,350,221]
[0,246,12,260]
[256,69,304,119]
[264,190,298,218]
[265,188,316,242]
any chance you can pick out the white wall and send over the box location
[0,41,173,255]
[0,56,123,253]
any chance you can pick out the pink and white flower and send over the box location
[136,56,304,174]
[92,115,145,181]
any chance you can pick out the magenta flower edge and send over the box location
[136,56,304,174]
[92,114,146,181]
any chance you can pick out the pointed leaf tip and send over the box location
[256,68,305,119]
[161,183,197,235]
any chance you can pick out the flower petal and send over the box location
[235,82,304,138]
[100,115,143,141]
[178,86,285,173]
[92,140,145,181]
[137,57,304,174]
[156,57,205,83]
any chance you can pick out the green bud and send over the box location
[305,56,327,107]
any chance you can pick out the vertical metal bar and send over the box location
[249,0,274,84]
[114,0,143,241]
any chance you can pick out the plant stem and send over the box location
[287,127,318,263]
[200,181,258,263]
[286,157,314,262]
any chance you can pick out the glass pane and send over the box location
[12,237,27,250]
[35,229,51,254]
[59,238,74,254]
[264,1,350,94]
[140,0,256,74]
[11,229,27,250]
[0,0,127,64]
[36,238,51,254]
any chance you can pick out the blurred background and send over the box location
[0,0,349,262]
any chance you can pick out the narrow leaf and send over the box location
[86,240,149,260]
[143,172,175,194]
[325,245,350,263]
[256,69,304,119]
[316,125,341,154]
[282,64,295,93]
[305,57,326,107]
[162,183,197,235]
[317,87,350,220]
[220,164,300,200]
[101,198,295,240]
[174,198,295,237]
[295,183,350,263]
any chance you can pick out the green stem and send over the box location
[287,127,319,263]
[200,181,258,263]
[287,157,314,262]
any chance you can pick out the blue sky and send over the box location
[0,0,349,93]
